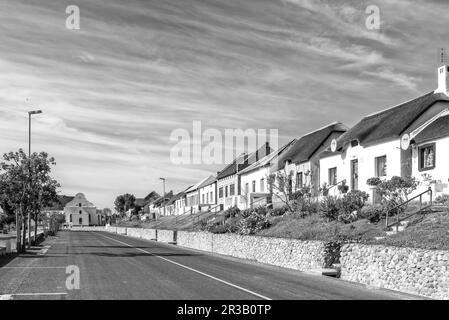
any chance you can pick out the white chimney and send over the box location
[435,65,449,96]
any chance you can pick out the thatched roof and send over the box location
[337,92,449,148]
[414,114,449,144]
[216,142,272,180]
[275,122,347,169]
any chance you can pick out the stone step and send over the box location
[399,220,410,227]
[305,268,339,277]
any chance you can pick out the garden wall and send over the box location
[340,243,449,300]
[177,230,329,271]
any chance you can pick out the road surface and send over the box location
[0,230,421,300]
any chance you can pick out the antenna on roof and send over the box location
[439,47,448,66]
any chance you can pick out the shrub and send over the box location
[224,217,240,233]
[237,213,271,235]
[269,206,289,216]
[435,194,449,206]
[337,190,369,223]
[292,196,318,217]
[320,196,341,221]
[240,208,253,218]
[207,223,228,234]
[360,204,385,223]
[224,206,240,219]
[337,181,349,194]
[253,206,268,216]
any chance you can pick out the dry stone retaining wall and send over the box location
[178,231,327,271]
[340,243,449,300]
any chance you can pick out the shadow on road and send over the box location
[0,253,18,268]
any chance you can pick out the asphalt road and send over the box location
[0,230,422,300]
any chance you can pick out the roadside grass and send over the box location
[113,207,449,250]
[370,210,449,250]
[257,214,385,243]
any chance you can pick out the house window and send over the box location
[260,178,264,192]
[225,186,228,198]
[252,181,256,192]
[245,183,249,195]
[287,175,293,195]
[219,187,223,198]
[375,156,387,177]
[79,217,82,224]
[296,172,303,189]
[79,203,82,207]
[328,167,337,185]
[79,210,82,214]
[418,143,435,171]
[202,194,205,204]
[230,184,235,196]
[210,192,213,203]
[69,214,72,222]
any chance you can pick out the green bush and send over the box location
[240,208,253,218]
[269,206,289,216]
[360,204,385,223]
[337,190,369,223]
[320,196,341,221]
[237,213,271,235]
[224,206,240,219]
[207,223,228,234]
[253,206,268,216]
[293,196,318,217]
[435,194,449,206]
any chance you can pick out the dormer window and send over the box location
[351,140,359,147]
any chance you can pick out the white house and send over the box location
[198,175,219,211]
[184,176,215,214]
[238,139,297,209]
[319,65,449,201]
[64,193,102,227]
[216,143,272,210]
[268,122,348,206]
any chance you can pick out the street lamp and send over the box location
[28,110,42,249]
[159,178,166,218]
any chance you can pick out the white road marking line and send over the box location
[2,292,67,296]
[2,266,66,269]
[97,233,272,300]
[38,245,51,255]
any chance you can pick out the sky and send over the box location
[1,0,448,209]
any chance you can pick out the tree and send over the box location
[114,193,136,217]
[0,149,59,252]
[29,153,60,245]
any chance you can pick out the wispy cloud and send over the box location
[0,0,447,208]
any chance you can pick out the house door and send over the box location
[351,159,359,190]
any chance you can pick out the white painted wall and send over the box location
[412,136,449,197]
[199,182,216,205]
[217,175,240,210]
[319,139,402,200]
[239,166,271,209]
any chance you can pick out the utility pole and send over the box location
[28,110,42,249]
[159,178,166,218]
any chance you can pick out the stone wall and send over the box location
[340,243,449,300]
[70,226,106,232]
[177,230,327,271]
[157,229,176,243]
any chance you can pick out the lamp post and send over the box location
[28,110,42,249]
[159,178,166,218]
